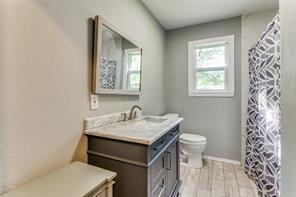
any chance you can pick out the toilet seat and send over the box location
[180,133,207,144]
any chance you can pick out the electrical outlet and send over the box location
[90,94,99,110]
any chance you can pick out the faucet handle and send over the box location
[121,112,128,121]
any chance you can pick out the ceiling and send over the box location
[142,0,279,30]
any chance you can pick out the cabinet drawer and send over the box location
[149,136,168,160]
[167,125,179,141]
[151,171,166,197]
[148,125,179,162]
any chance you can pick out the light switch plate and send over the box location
[90,94,99,110]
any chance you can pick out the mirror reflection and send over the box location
[96,23,142,94]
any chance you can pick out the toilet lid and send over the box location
[180,133,207,143]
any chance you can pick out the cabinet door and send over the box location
[151,152,166,189]
[165,139,179,196]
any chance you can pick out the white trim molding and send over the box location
[203,155,241,165]
[188,35,235,97]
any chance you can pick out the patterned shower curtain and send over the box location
[100,57,118,89]
[245,13,281,197]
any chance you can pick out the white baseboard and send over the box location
[203,155,241,165]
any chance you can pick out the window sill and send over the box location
[188,91,235,97]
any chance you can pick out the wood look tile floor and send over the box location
[180,159,258,197]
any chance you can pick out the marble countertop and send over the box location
[84,116,183,145]
[1,161,116,197]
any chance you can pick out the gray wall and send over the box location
[280,0,296,195]
[165,17,241,161]
[0,0,165,194]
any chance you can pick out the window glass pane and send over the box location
[127,52,141,71]
[195,45,226,68]
[125,50,141,90]
[196,70,225,90]
[128,72,140,90]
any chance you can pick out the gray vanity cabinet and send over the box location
[87,125,181,197]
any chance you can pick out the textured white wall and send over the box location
[0,0,165,194]
[0,1,7,193]
[240,9,278,164]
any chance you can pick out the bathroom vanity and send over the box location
[84,114,183,197]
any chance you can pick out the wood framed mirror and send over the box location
[92,15,143,95]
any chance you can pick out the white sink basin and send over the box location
[140,117,168,123]
[124,117,169,127]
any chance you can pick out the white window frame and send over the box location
[188,35,235,97]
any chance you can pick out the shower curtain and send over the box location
[245,13,281,197]
[100,57,118,89]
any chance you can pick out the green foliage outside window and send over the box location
[195,45,226,90]
[196,70,225,90]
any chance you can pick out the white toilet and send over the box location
[180,133,207,168]
[163,113,207,169]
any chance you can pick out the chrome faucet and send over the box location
[128,105,142,120]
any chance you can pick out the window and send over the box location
[123,49,141,90]
[188,35,235,97]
